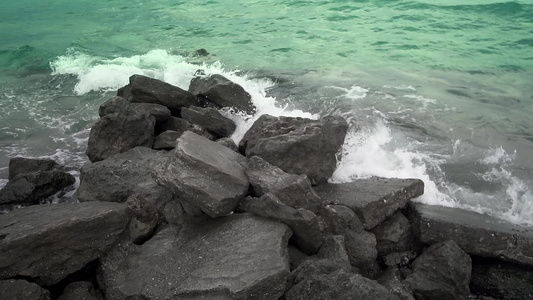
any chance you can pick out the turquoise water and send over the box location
[0,0,532,223]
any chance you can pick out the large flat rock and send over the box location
[0,202,131,285]
[315,177,424,230]
[100,213,292,300]
[410,203,533,266]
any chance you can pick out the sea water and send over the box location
[0,0,532,224]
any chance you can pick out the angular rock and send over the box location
[239,193,322,255]
[470,256,533,300]
[86,100,156,162]
[8,157,59,181]
[153,130,182,150]
[57,281,102,300]
[126,194,159,244]
[317,234,351,268]
[100,96,172,124]
[246,156,322,212]
[0,202,131,285]
[288,245,309,271]
[0,279,51,300]
[181,106,236,138]
[377,268,416,300]
[405,240,471,300]
[78,147,174,213]
[156,116,215,140]
[381,251,418,269]
[136,102,172,124]
[240,115,348,185]
[343,229,379,278]
[216,137,239,152]
[372,211,417,256]
[158,131,249,218]
[319,204,364,234]
[410,202,533,266]
[99,214,291,300]
[189,73,256,114]
[315,177,424,230]
[118,74,198,115]
[0,170,75,206]
[286,267,400,300]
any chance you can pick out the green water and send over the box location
[0,0,532,223]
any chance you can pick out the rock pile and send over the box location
[1,74,532,300]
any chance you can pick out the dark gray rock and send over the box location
[286,266,400,300]
[405,240,471,300]
[126,194,159,244]
[246,156,322,213]
[240,115,348,185]
[78,147,174,214]
[0,170,75,206]
[181,106,236,138]
[153,130,182,150]
[158,131,249,218]
[381,251,418,269]
[409,202,533,266]
[216,137,239,152]
[317,234,351,268]
[98,96,130,117]
[470,257,533,300]
[57,281,102,300]
[288,245,309,270]
[372,211,417,256]
[377,268,416,300]
[239,193,322,255]
[86,99,156,162]
[100,96,171,124]
[343,229,379,278]
[189,74,256,114]
[8,157,59,181]
[0,202,131,285]
[0,279,51,300]
[118,74,198,115]
[99,214,291,300]
[156,116,215,140]
[134,102,172,124]
[319,204,364,234]
[315,177,424,230]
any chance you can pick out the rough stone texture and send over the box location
[0,202,131,286]
[118,74,198,115]
[381,251,418,269]
[99,214,291,300]
[0,279,51,300]
[405,240,472,300]
[216,137,239,152]
[78,147,174,213]
[319,204,365,234]
[343,229,379,278]
[286,266,400,300]
[156,116,215,140]
[246,156,322,213]
[8,157,59,181]
[57,281,102,300]
[288,246,308,271]
[317,234,351,268]
[126,194,159,244]
[410,202,533,266]
[315,177,425,230]
[181,106,236,138]
[372,211,417,256]
[153,130,182,150]
[239,193,322,255]
[188,74,256,114]
[240,115,348,185]
[86,99,156,162]
[377,268,416,300]
[470,256,533,300]
[0,170,75,206]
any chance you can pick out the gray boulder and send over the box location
[153,130,182,150]
[0,202,131,285]
[158,131,249,218]
[181,106,236,138]
[78,147,174,213]
[410,202,533,266]
[315,177,424,230]
[57,281,102,300]
[189,73,256,114]
[239,193,322,255]
[317,234,351,268]
[246,156,322,213]
[0,279,51,300]
[0,170,75,206]
[118,74,198,115]
[99,214,292,300]
[126,194,159,244]
[216,137,239,152]
[372,211,417,256]
[8,157,59,180]
[319,204,364,234]
[86,98,156,162]
[240,114,348,185]
[377,268,416,300]
[405,240,472,300]
[156,116,215,140]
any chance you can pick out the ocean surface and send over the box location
[1,0,532,224]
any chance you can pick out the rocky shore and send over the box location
[1,74,532,300]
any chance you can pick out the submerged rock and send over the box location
[240,114,348,185]
[99,214,291,300]
[0,202,131,285]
